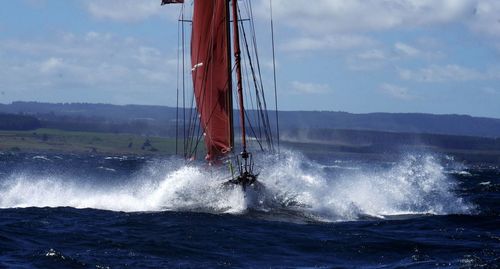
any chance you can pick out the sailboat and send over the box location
[161,0,279,190]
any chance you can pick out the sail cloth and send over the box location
[161,0,183,4]
[191,0,232,161]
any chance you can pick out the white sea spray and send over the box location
[0,150,473,221]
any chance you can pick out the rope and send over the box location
[270,0,280,153]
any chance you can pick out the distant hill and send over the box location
[282,128,500,152]
[1,101,499,138]
[276,111,500,138]
[0,101,176,123]
[280,128,500,164]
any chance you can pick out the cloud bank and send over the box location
[0,32,176,104]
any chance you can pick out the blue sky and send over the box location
[0,0,499,118]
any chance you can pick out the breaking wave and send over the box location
[0,151,473,222]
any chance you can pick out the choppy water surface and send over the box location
[0,151,498,268]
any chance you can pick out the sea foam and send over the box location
[0,151,473,221]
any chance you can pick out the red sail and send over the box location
[191,0,232,161]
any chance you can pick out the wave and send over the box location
[257,152,474,221]
[0,151,474,222]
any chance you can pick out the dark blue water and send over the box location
[0,151,498,268]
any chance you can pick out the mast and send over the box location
[226,0,234,152]
[231,0,247,154]
[228,0,256,189]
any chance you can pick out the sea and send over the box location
[0,150,498,268]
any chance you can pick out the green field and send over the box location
[1,128,498,164]
[0,129,178,155]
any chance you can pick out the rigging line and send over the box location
[254,33,274,150]
[189,65,236,158]
[238,6,258,142]
[244,105,265,151]
[246,59,263,144]
[184,5,195,158]
[247,0,262,84]
[186,41,198,157]
[241,27,263,147]
[176,12,182,155]
[240,5,263,144]
[238,6,272,150]
[242,53,259,148]
[181,4,193,157]
[270,0,280,153]
[189,3,235,159]
[249,4,271,151]
[186,20,197,158]
[242,57,266,151]
[181,3,187,158]
[237,8,264,152]
[189,34,199,157]
[190,1,234,157]
[187,90,198,157]
[188,3,221,158]
[245,0,274,150]
[228,77,265,153]
[240,29,259,142]
[231,62,244,149]
[225,0,234,152]
[185,3,206,157]
[232,0,249,154]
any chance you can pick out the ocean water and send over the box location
[0,151,498,268]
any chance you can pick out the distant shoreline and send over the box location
[1,128,498,165]
[0,129,175,156]
[1,101,500,139]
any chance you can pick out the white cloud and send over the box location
[398,64,500,82]
[346,48,391,71]
[84,0,178,22]
[393,41,445,61]
[347,40,446,71]
[258,0,500,54]
[394,42,420,57]
[356,49,387,60]
[282,34,376,52]
[379,83,414,100]
[290,81,330,94]
[262,0,475,33]
[84,31,112,42]
[0,32,177,104]
[39,57,64,73]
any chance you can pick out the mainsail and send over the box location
[191,0,233,161]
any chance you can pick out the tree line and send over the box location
[0,114,42,130]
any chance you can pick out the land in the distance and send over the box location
[1,102,499,164]
[0,128,176,156]
[1,101,500,138]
